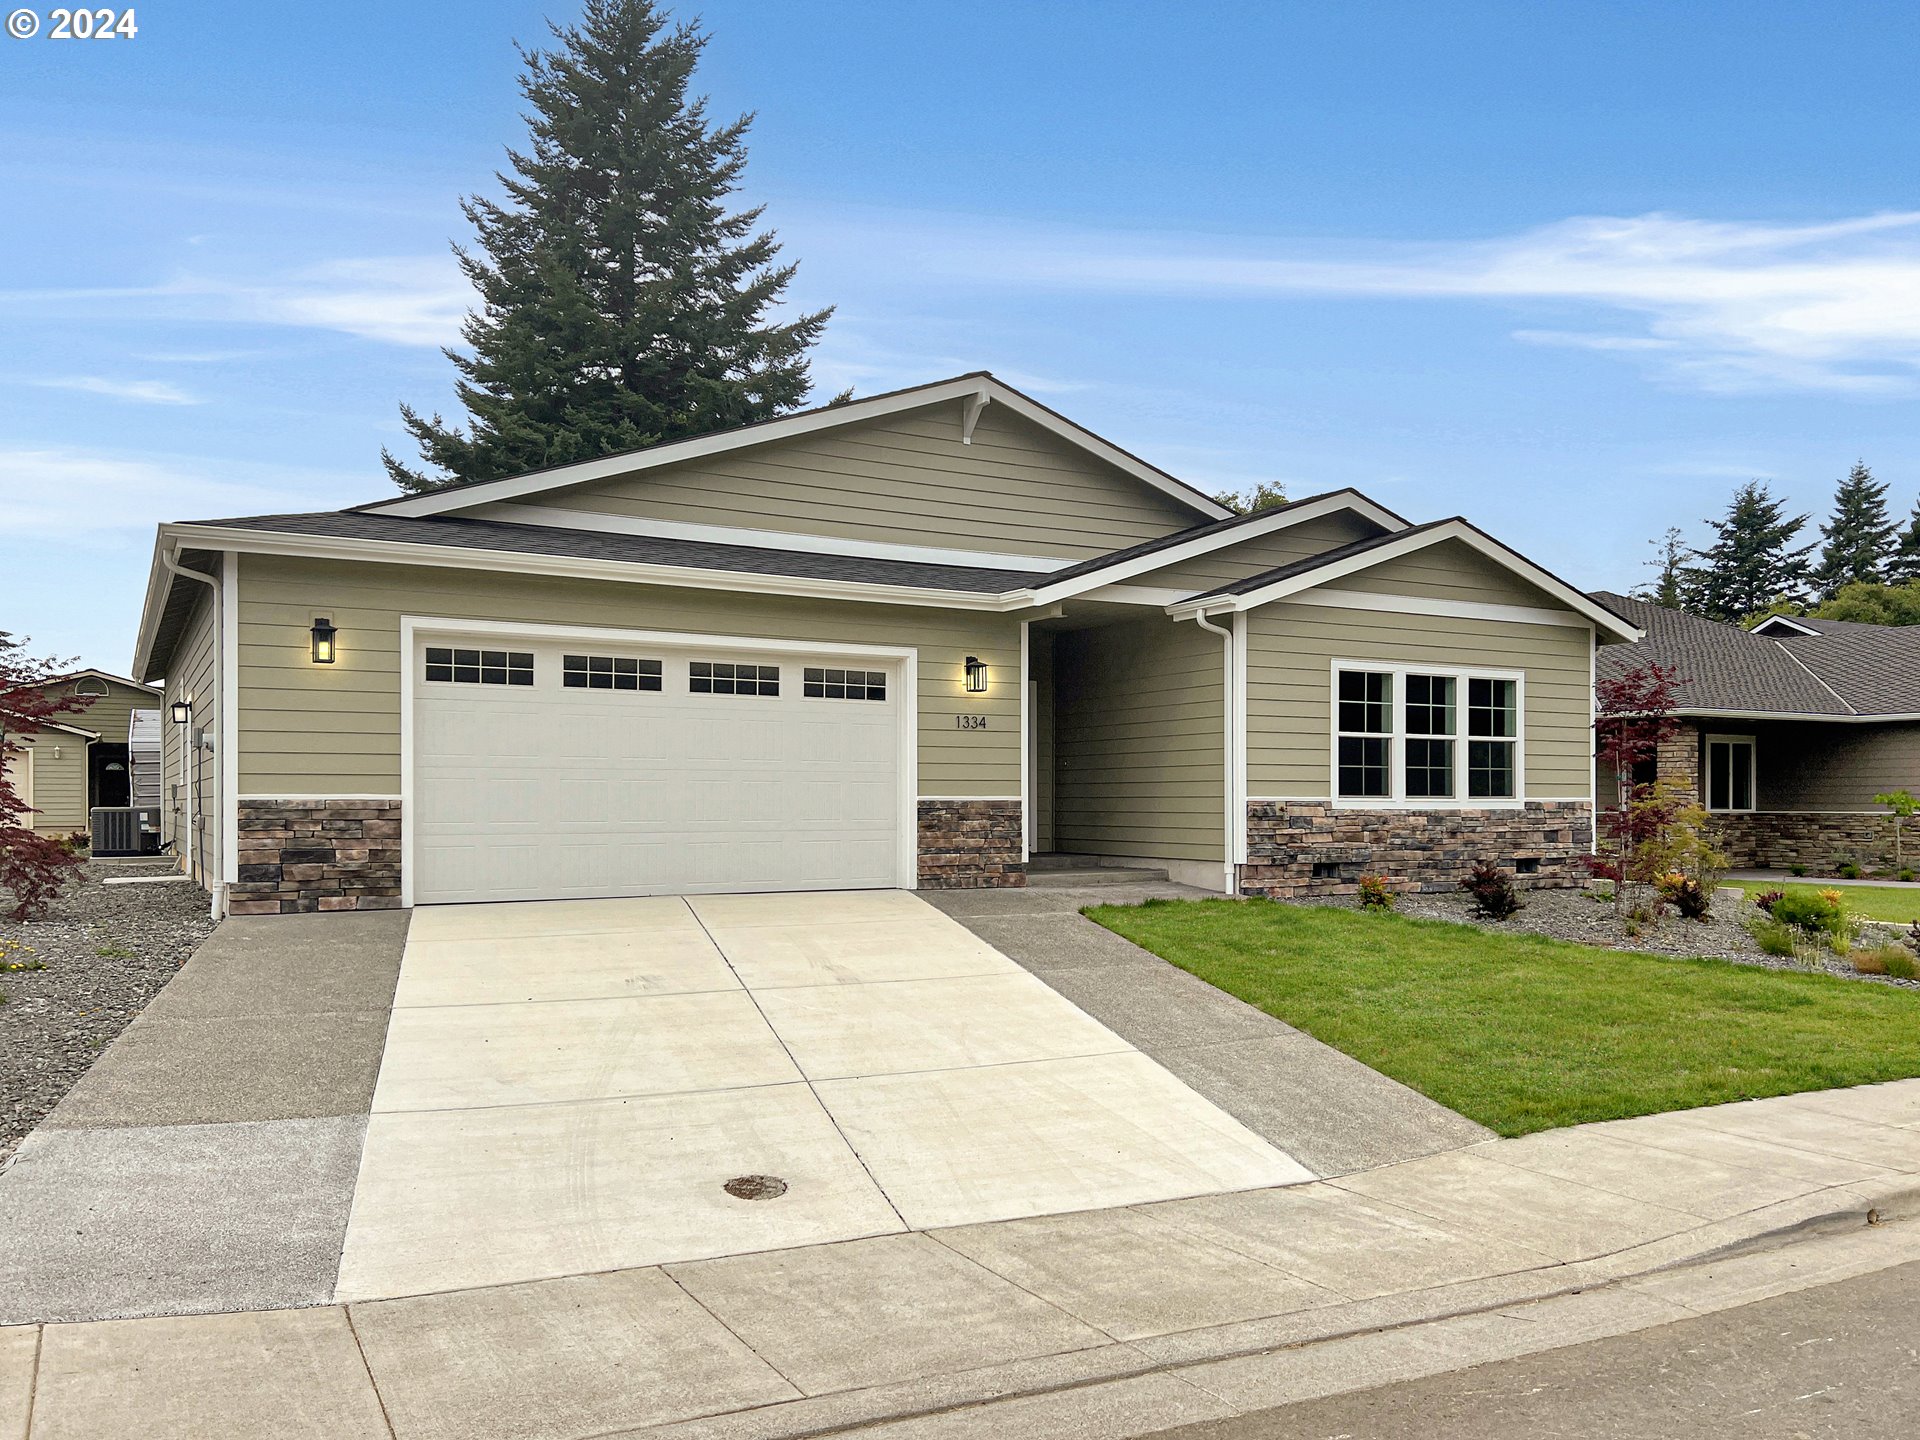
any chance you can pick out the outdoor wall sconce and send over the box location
[963,656,988,694]
[170,700,192,725]
[311,617,337,665]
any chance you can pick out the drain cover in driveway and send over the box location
[723,1174,789,1201]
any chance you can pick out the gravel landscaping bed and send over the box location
[0,859,217,1163]
[1294,885,1920,991]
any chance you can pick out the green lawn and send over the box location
[1085,898,1920,1137]
[1732,883,1920,926]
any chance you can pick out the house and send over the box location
[1593,592,1920,872]
[5,669,162,838]
[129,373,1640,915]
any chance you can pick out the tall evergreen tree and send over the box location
[1633,526,1691,610]
[1684,481,1813,623]
[385,0,832,493]
[1891,497,1920,585]
[1812,461,1897,596]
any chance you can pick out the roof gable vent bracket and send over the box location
[961,388,992,445]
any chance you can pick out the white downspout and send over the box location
[1190,607,1239,896]
[161,549,221,917]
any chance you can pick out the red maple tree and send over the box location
[1,632,96,921]
[1589,661,1685,912]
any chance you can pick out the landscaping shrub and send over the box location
[1748,917,1800,957]
[1356,873,1395,911]
[1770,888,1847,937]
[1838,862,1863,880]
[1902,868,1916,884]
[1461,861,1523,920]
[1789,864,1808,877]
[1753,889,1786,914]
[1891,952,1919,980]
[1657,871,1711,921]
[56,830,89,856]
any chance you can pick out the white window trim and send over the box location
[1703,732,1759,813]
[1327,658,1526,810]
[399,616,920,906]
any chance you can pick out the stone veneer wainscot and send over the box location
[917,799,1026,889]
[1241,799,1593,898]
[230,798,404,914]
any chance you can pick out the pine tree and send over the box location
[1891,497,1920,585]
[1812,461,1897,596]
[1683,481,1813,624]
[384,0,832,493]
[1633,526,1691,610]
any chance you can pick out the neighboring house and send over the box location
[1593,593,1920,872]
[5,669,163,837]
[130,373,1639,915]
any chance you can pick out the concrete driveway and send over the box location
[336,891,1313,1300]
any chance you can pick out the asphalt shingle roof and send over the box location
[191,511,1042,593]
[1592,591,1920,718]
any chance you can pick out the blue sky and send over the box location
[9,0,1920,668]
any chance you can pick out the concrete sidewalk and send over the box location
[8,1079,1920,1440]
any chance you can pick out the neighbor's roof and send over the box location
[1593,591,1920,719]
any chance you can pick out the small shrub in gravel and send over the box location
[1658,872,1712,921]
[1461,862,1523,920]
[1356,874,1395,911]
[1853,946,1917,978]
[1749,916,1800,957]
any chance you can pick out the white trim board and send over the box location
[1280,587,1598,630]
[360,375,1234,523]
[398,616,922,905]
[237,794,403,802]
[473,503,1065,574]
[220,552,239,895]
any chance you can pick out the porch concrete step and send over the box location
[1027,865,1170,888]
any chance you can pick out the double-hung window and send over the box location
[1333,664,1522,804]
[1705,734,1756,812]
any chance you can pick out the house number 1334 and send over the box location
[954,714,988,730]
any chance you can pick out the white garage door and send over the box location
[411,634,905,904]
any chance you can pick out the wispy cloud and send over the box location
[0,447,363,538]
[29,376,200,405]
[802,206,1920,395]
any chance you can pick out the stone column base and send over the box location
[917,799,1026,889]
[230,799,404,915]
[1242,799,1593,899]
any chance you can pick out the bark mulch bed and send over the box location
[0,858,217,1163]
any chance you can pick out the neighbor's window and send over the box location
[690,660,779,696]
[803,667,887,701]
[1705,734,1756,812]
[1336,670,1392,798]
[563,655,662,692]
[1334,665,1522,803]
[1467,677,1518,799]
[425,647,533,686]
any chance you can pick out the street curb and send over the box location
[624,1180,1920,1439]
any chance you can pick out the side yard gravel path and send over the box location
[0,860,216,1162]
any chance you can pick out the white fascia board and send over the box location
[131,531,177,682]
[1167,520,1644,643]
[50,667,159,693]
[1026,493,1407,608]
[1751,615,1822,637]
[32,720,102,740]
[155,524,1029,612]
[360,375,1233,523]
[475,501,1063,573]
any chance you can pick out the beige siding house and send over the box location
[12,670,162,839]
[130,373,1638,913]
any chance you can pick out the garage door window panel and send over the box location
[425,647,533,686]
[803,666,887,701]
[563,654,663,692]
[690,661,780,696]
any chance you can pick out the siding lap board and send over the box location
[489,404,1201,562]
[1246,602,1593,799]
[235,556,1022,797]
